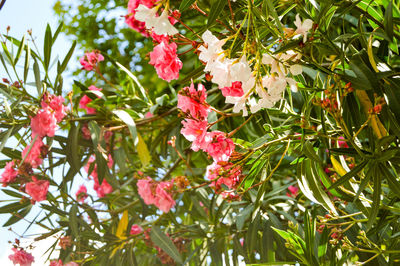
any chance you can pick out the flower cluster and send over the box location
[125,0,156,36]
[206,162,242,195]
[178,82,235,161]
[197,30,309,116]
[137,177,176,213]
[79,50,104,71]
[178,82,241,197]
[125,1,182,82]
[1,93,67,203]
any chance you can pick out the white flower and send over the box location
[262,51,303,77]
[209,58,234,88]
[135,5,156,24]
[153,10,179,35]
[230,96,248,116]
[135,5,178,36]
[294,14,313,43]
[230,56,255,90]
[198,30,226,68]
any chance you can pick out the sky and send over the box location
[0,0,74,265]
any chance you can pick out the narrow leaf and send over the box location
[150,226,183,264]
[207,0,227,27]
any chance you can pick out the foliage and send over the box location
[0,0,400,265]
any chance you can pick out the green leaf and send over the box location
[207,0,227,27]
[298,159,337,215]
[272,227,305,256]
[23,43,30,83]
[0,201,30,214]
[328,160,368,191]
[66,123,80,172]
[366,169,381,230]
[380,163,400,197]
[3,205,32,227]
[43,24,52,70]
[264,0,283,33]
[236,204,253,231]
[69,204,79,237]
[384,0,394,41]
[14,35,25,65]
[150,226,183,264]
[179,0,196,11]
[0,126,13,154]
[302,141,322,165]
[52,22,63,44]
[116,62,149,103]
[2,189,23,198]
[58,40,76,74]
[113,110,138,145]
[33,59,41,96]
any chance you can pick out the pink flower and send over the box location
[145,112,154,118]
[81,124,91,140]
[79,96,95,114]
[49,259,63,266]
[104,131,113,144]
[287,185,299,198]
[206,131,235,162]
[25,177,49,202]
[1,161,18,186]
[31,107,58,138]
[84,156,97,179]
[125,14,148,36]
[79,51,104,71]
[168,10,181,25]
[154,181,175,213]
[79,86,102,114]
[93,177,113,198]
[150,32,170,43]
[41,94,67,122]
[338,136,349,148]
[149,41,182,82]
[180,119,210,151]
[22,138,44,168]
[128,0,155,12]
[130,224,143,235]
[85,155,114,198]
[126,0,156,34]
[137,177,157,205]
[75,185,88,203]
[206,162,241,190]
[8,248,34,266]
[177,82,209,119]
[220,81,244,97]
